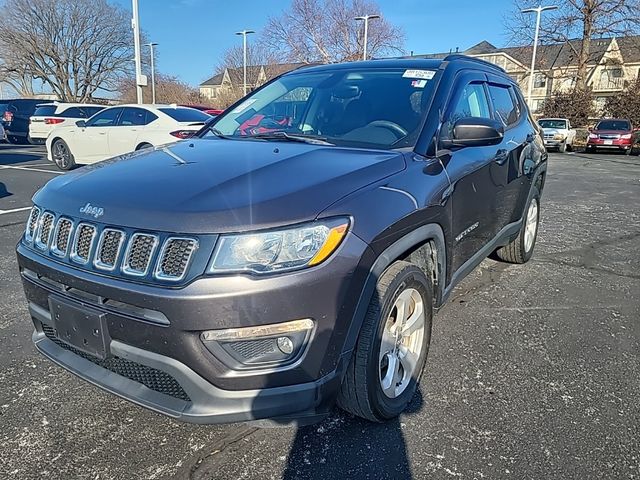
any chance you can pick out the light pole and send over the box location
[144,42,158,104]
[235,30,255,96]
[131,0,143,104]
[355,14,380,60]
[522,5,558,107]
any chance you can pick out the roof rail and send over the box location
[443,54,507,73]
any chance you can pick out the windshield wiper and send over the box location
[209,127,233,140]
[248,131,334,146]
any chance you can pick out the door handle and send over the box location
[494,149,509,165]
[98,132,106,135]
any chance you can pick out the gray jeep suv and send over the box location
[16,55,547,424]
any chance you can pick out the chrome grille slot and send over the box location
[35,212,55,250]
[94,229,125,271]
[123,233,158,276]
[155,238,198,281]
[25,206,41,243]
[70,223,97,264]
[51,218,73,257]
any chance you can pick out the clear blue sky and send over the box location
[117,0,515,86]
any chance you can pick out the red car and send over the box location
[586,119,637,155]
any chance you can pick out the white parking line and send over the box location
[20,163,53,168]
[0,206,31,215]
[0,165,62,175]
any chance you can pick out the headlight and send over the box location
[589,133,598,139]
[621,133,632,140]
[553,133,565,140]
[209,218,349,274]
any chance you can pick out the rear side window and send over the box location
[488,85,519,127]
[118,107,157,126]
[33,105,58,116]
[159,107,210,122]
[450,83,491,122]
[60,106,105,118]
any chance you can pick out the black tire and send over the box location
[51,138,76,170]
[495,188,540,264]
[7,135,21,145]
[624,147,632,156]
[586,145,595,154]
[337,261,433,422]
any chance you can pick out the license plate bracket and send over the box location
[48,296,110,360]
[604,140,613,145]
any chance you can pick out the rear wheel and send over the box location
[7,135,21,145]
[337,261,432,422]
[495,189,540,264]
[135,142,153,151]
[52,139,76,170]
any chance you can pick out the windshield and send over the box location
[596,120,631,131]
[203,68,437,149]
[538,119,567,129]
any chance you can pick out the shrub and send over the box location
[540,88,595,127]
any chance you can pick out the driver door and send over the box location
[440,72,502,275]
[76,107,123,161]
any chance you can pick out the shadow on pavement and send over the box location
[281,390,423,479]
[0,182,11,199]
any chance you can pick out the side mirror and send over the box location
[75,120,86,128]
[443,117,504,148]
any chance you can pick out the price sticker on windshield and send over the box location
[231,98,257,114]
[402,69,436,80]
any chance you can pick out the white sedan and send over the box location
[46,104,211,169]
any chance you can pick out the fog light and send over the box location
[200,319,315,369]
[277,336,294,354]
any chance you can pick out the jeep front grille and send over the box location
[51,218,73,257]
[155,238,198,280]
[71,223,97,264]
[123,233,158,276]
[35,212,55,250]
[25,206,41,243]
[94,229,125,271]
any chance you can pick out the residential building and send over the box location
[199,63,308,105]
[414,36,640,114]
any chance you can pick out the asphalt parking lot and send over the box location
[0,144,639,480]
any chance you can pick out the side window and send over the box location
[145,110,158,125]
[450,83,491,124]
[488,85,519,127]
[118,108,148,126]
[60,107,81,118]
[86,108,122,127]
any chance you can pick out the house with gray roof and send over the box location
[414,36,640,114]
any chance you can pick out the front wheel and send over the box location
[337,261,432,422]
[495,189,540,264]
[51,139,76,170]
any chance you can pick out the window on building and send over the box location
[534,73,546,89]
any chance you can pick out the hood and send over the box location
[34,139,405,233]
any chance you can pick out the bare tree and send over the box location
[0,0,137,101]
[263,0,405,63]
[507,0,640,90]
[117,74,204,105]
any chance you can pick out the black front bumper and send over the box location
[17,234,373,424]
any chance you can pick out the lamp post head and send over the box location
[521,5,558,13]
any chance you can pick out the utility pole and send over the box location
[132,0,143,104]
[235,30,255,96]
[355,14,380,60]
[145,42,158,104]
[522,5,558,107]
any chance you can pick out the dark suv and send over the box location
[16,56,546,425]
[1,98,55,144]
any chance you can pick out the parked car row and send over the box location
[538,116,638,155]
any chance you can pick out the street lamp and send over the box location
[355,14,380,61]
[131,0,143,104]
[521,5,558,106]
[235,30,255,96]
[144,42,158,104]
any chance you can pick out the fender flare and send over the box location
[342,223,447,356]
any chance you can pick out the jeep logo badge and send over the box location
[79,202,104,219]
